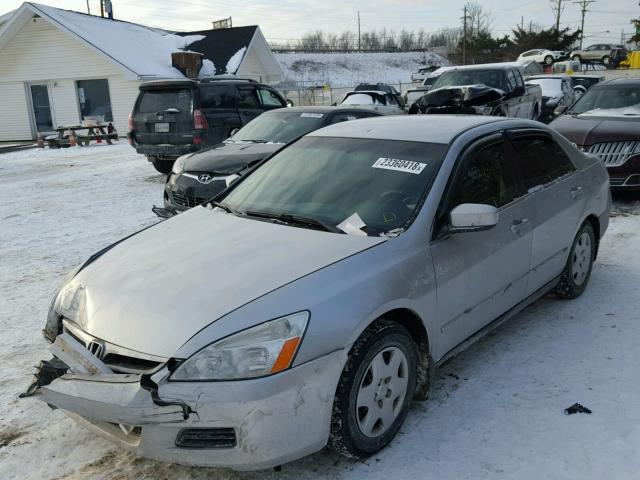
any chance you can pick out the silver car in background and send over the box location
[28,116,610,470]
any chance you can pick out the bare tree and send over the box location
[550,0,565,31]
[465,1,493,38]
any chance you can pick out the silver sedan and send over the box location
[28,115,610,470]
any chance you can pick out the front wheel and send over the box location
[572,55,581,63]
[602,55,610,66]
[553,222,595,299]
[329,319,418,459]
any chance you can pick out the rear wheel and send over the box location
[602,55,610,66]
[553,222,595,299]
[149,156,174,174]
[544,55,554,66]
[329,319,418,459]
[572,54,581,63]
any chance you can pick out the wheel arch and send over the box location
[367,308,433,401]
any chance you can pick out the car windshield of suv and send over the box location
[432,69,506,91]
[228,111,327,144]
[569,85,640,116]
[221,136,447,236]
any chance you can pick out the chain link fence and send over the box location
[278,81,420,107]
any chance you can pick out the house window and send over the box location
[76,79,113,122]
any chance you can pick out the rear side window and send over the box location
[258,88,285,108]
[138,89,192,113]
[510,135,575,191]
[200,85,234,108]
[237,87,260,108]
[451,141,519,209]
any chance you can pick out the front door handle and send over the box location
[570,186,585,199]
[511,218,529,235]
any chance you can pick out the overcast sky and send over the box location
[1,0,637,45]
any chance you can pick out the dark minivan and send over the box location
[128,77,287,173]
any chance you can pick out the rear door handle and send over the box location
[570,186,585,199]
[511,218,529,235]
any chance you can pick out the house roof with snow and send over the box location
[0,2,283,82]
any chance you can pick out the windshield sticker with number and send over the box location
[372,157,427,175]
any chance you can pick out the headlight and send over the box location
[170,312,309,381]
[474,105,493,115]
[43,267,84,342]
[172,154,190,175]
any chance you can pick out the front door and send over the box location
[430,135,532,356]
[235,85,262,126]
[29,83,54,135]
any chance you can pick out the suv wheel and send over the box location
[328,319,418,459]
[602,55,610,65]
[572,54,581,62]
[553,221,595,299]
[149,157,174,175]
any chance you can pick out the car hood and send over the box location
[550,114,640,146]
[69,208,385,358]
[184,142,283,173]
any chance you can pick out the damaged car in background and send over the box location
[23,115,609,470]
[409,64,542,119]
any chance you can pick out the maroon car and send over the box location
[550,78,640,189]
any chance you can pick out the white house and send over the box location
[0,2,283,141]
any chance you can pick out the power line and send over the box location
[573,0,596,49]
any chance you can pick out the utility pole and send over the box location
[550,0,565,32]
[462,5,468,65]
[86,0,90,14]
[521,16,524,30]
[573,0,595,49]
[357,11,361,53]
[100,0,104,17]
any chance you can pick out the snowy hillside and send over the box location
[275,51,448,87]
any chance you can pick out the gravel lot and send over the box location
[1,143,639,480]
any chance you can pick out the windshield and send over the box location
[569,85,640,116]
[229,111,326,144]
[432,69,506,90]
[222,136,447,235]
[527,78,563,98]
[341,93,386,106]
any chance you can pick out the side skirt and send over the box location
[435,275,560,368]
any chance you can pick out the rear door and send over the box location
[134,86,195,146]
[507,130,582,295]
[431,134,532,354]
[199,84,241,145]
[235,85,262,125]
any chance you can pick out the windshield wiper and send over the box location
[209,201,244,217]
[245,211,344,234]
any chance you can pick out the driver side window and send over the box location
[450,141,519,209]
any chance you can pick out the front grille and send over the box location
[609,177,626,186]
[175,428,237,449]
[171,191,207,208]
[587,141,639,167]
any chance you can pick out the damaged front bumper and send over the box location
[26,335,346,470]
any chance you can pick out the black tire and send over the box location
[150,157,174,174]
[602,55,610,66]
[553,222,595,299]
[544,55,554,66]
[572,55,581,63]
[328,319,418,459]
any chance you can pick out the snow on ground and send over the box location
[1,144,640,480]
[276,51,448,87]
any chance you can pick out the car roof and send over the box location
[263,106,383,115]
[307,115,509,144]
[440,64,514,72]
[597,77,640,87]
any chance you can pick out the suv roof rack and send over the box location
[200,75,257,83]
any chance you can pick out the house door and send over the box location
[28,83,54,135]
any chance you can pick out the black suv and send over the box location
[128,77,287,173]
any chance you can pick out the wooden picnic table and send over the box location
[46,124,118,148]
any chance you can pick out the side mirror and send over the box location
[449,203,499,233]
[553,105,568,116]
